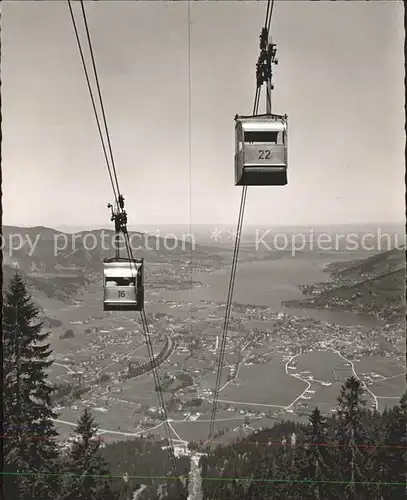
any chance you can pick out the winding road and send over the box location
[216,346,404,414]
[52,343,404,500]
[52,344,405,441]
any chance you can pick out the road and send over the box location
[325,346,379,409]
[54,362,75,374]
[51,342,403,500]
[215,346,388,413]
[52,415,254,439]
[53,345,396,443]
[52,341,404,445]
[132,484,147,500]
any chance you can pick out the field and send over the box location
[220,356,306,408]
[294,350,350,382]
[307,384,348,413]
[54,371,170,437]
[200,367,230,391]
[126,343,164,361]
[354,356,405,378]
[110,373,165,404]
[371,374,406,398]
[165,352,191,367]
[215,348,404,417]
[377,398,401,412]
[45,363,72,384]
[55,409,144,440]
[171,417,248,443]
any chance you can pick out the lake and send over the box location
[157,251,378,329]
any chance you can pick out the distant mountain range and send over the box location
[283,246,406,323]
[2,225,230,306]
[324,246,404,278]
[1,225,226,329]
[1,224,298,299]
[3,225,405,326]
[2,224,228,272]
[2,225,224,269]
[48,222,406,233]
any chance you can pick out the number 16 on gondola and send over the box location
[103,257,144,312]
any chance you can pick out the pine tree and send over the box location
[381,391,407,500]
[365,407,390,500]
[3,273,62,500]
[60,407,118,500]
[333,376,371,500]
[249,452,276,500]
[303,407,332,499]
[271,443,305,499]
[165,477,188,500]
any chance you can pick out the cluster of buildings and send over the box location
[50,291,403,441]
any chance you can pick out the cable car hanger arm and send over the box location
[107,194,128,233]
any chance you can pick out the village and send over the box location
[49,296,404,445]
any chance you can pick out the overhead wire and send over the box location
[188,0,193,361]
[117,193,181,477]
[207,187,247,446]
[79,0,121,207]
[265,0,274,112]
[206,0,275,451]
[67,0,182,486]
[67,0,119,207]
[68,0,276,487]
[116,229,184,487]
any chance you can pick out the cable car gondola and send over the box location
[234,113,288,186]
[103,257,144,311]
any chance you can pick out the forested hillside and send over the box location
[284,246,405,323]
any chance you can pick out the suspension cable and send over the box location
[207,186,247,446]
[206,0,275,451]
[124,232,182,479]
[140,309,180,472]
[67,1,183,485]
[67,0,119,208]
[78,0,122,206]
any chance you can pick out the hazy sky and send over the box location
[2,1,405,228]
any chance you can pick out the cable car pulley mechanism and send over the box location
[103,194,144,312]
[234,22,288,187]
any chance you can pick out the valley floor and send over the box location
[45,284,405,447]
